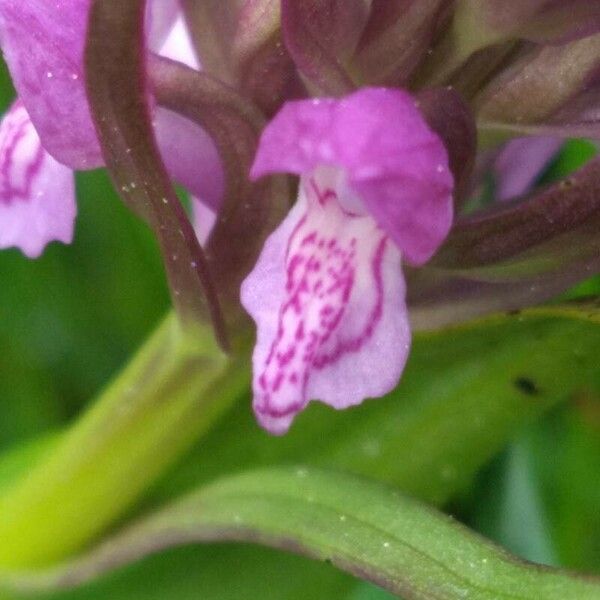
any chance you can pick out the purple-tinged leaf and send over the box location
[522,2,600,44]
[455,0,600,47]
[232,1,297,115]
[476,35,600,139]
[352,0,450,86]
[357,0,414,46]
[180,0,239,83]
[149,56,287,317]
[181,1,293,116]
[85,0,227,346]
[182,0,285,88]
[441,41,519,100]
[433,156,600,270]
[233,0,282,62]
[408,259,600,330]
[237,30,299,116]
[417,87,477,206]
[418,157,600,325]
[281,0,369,94]
[238,38,297,117]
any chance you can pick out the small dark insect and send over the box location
[513,377,540,396]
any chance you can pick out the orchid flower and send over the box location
[241,88,453,433]
[0,0,223,257]
[0,0,598,437]
[0,99,76,257]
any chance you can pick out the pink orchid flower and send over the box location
[241,88,454,433]
[0,0,222,257]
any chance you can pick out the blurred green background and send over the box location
[0,59,599,599]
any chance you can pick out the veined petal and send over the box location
[241,175,410,434]
[250,88,454,265]
[0,101,76,258]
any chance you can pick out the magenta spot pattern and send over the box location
[0,100,45,205]
[0,99,76,258]
[242,87,453,434]
[254,178,389,423]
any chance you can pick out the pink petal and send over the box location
[241,174,410,434]
[0,0,199,173]
[153,107,224,211]
[494,136,562,201]
[152,10,225,210]
[147,0,181,53]
[191,196,217,245]
[0,0,102,169]
[0,101,76,258]
[156,10,200,69]
[250,87,454,265]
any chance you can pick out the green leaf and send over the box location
[0,441,356,600]
[33,546,354,600]
[4,468,600,599]
[3,303,598,570]
[525,401,600,572]
[1,304,598,588]
[0,316,235,569]
[0,434,58,494]
[468,432,558,566]
[0,169,170,452]
[539,139,597,185]
[347,582,396,600]
[150,304,600,507]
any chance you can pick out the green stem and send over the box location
[0,312,249,568]
[5,468,600,599]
